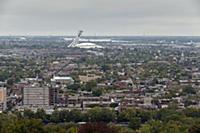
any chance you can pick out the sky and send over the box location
[0,0,200,36]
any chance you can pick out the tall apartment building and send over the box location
[0,87,7,112]
[23,86,49,107]
[49,86,59,106]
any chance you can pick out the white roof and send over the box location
[74,43,104,49]
[51,76,73,81]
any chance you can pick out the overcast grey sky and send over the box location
[0,0,200,36]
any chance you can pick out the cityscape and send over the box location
[1,0,200,132]
[0,34,200,132]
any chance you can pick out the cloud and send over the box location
[0,0,10,14]
[0,0,199,35]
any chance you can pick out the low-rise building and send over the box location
[51,76,74,85]
[79,74,102,83]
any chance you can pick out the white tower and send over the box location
[68,30,83,47]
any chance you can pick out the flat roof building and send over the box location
[51,76,74,85]
[23,85,49,107]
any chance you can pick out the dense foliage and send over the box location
[0,107,200,132]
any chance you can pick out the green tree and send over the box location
[129,117,141,130]
[101,64,110,72]
[117,109,137,122]
[182,85,196,95]
[189,124,200,133]
[160,121,188,133]
[155,108,183,122]
[184,108,200,118]
[92,88,102,96]
[7,78,14,86]
[139,120,163,133]
[24,109,35,119]
[44,124,66,133]
[35,109,47,122]
[78,123,118,133]
[67,127,78,133]
[50,110,61,123]
[136,110,153,123]
[67,84,80,91]
[86,107,115,122]
[84,80,97,91]
[59,110,70,122]
[69,109,83,122]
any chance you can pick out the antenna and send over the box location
[78,30,83,37]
